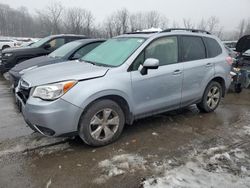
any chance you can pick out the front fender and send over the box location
[61,73,134,113]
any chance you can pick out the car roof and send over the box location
[116,28,216,40]
[49,34,88,38]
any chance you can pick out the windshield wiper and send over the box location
[81,60,115,67]
[81,60,97,66]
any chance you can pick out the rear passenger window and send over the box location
[145,36,178,66]
[204,37,222,58]
[182,36,206,61]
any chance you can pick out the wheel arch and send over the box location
[209,76,226,97]
[79,94,133,127]
[2,45,10,50]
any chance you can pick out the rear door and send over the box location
[180,36,214,107]
[130,36,183,117]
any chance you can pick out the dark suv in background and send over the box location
[9,39,105,88]
[0,34,88,73]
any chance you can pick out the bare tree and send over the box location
[238,19,245,38]
[36,1,64,35]
[183,18,195,29]
[172,20,180,28]
[207,16,219,33]
[64,8,94,36]
[244,19,250,35]
[197,18,207,30]
[130,12,145,32]
[116,8,129,34]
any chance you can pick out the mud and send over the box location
[0,75,249,188]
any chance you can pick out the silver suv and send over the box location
[17,29,232,146]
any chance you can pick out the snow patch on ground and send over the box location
[143,162,250,188]
[142,146,250,188]
[94,154,147,184]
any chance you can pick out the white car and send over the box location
[0,39,17,50]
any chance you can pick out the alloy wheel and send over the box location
[89,108,119,141]
[206,86,220,109]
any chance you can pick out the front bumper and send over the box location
[22,97,83,136]
[0,55,16,74]
[9,70,21,88]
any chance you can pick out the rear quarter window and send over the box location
[181,36,206,61]
[204,37,222,58]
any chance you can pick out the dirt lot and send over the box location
[0,75,250,188]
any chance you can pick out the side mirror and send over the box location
[44,43,51,50]
[140,58,159,75]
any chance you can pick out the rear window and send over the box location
[204,37,222,58]
[181,36,206,61]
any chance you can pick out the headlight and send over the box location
[32,80,77,100]
[4,53,13,57]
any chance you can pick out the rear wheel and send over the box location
[2,45,10,50]
[197,81,222,113]
[78,99,125,146]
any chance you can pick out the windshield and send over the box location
[49,41,81,58]
[30,36,51,48]
[81,37,145,67]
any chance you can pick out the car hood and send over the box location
[2,46,36,54]
[236,35,250,53]
[22,61,109,87]
[10,56,61,73]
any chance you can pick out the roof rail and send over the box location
[125,31,159,35]
[161,28,211,35]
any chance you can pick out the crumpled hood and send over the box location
[22,61,109,87]
[236,35,250,53]
[10,56,60,73]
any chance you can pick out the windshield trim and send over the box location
[81,37,146,68]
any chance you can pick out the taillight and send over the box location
[226,56,233,65]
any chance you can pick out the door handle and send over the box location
[206,63,213,67]
[173,70,182,75]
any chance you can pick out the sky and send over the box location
[1,0,250,31]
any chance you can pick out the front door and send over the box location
[130,36,183,117]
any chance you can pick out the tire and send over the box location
[78,99,125,146]
[197,81,222,113]
[2,45,10,50]
[234,84,242,93]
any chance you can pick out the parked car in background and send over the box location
[0,39,17,50]
[0,34,88,74]
[9,39,105,88]
[223,40,237,51]
[17,29,232,146]
[236,35,250,59]
[20,42,34,47]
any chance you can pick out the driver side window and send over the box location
[130,36,178,71]
[145,36,178,66]
[47,38,65,50]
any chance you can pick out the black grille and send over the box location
[1,56,8,65]
[17,87,30,104]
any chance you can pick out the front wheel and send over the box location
[78,99,125,146]
[197,81,222,113]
